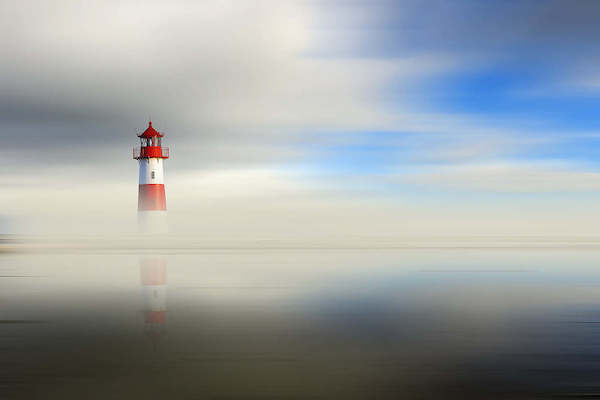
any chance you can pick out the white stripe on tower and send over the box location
[139,158,165,185]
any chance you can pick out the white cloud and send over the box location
[0,1,456,136]
[402,161,600,192]
[3,0,600,236]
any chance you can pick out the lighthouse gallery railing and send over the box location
[133,147,169,159]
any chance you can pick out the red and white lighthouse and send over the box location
[133,121,169,233]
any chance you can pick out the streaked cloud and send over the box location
[403,161,600,193]
[3,0,600,234]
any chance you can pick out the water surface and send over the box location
[2,249,600,399]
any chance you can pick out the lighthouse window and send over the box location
[151,171,156,179]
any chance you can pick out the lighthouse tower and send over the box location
[133,121,169,233]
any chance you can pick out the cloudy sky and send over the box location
[3,0,600,235]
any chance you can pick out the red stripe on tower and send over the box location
[138,184,166,211]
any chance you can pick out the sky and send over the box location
[2,0,600,236]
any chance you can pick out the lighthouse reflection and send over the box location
[139,256,167,346]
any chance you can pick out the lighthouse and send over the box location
[133,121,169,233]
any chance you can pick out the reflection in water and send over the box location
[140,257,167,346]
[4,249,600,398]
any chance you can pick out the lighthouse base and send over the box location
[137,211,168,234]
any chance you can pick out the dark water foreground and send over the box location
[2,249,600,399]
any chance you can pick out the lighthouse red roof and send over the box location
[138,121,164,138]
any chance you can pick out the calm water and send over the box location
[2,248,600,399]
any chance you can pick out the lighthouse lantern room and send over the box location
[134,121,169,233]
